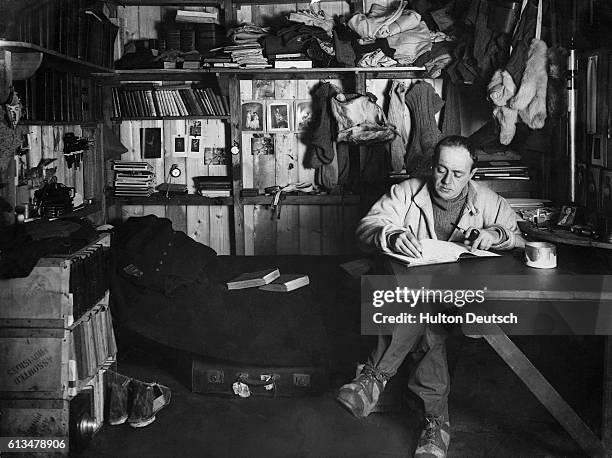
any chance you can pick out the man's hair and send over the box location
[433,136,478,170]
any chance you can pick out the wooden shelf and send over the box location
[111,194,360,206]
[112,194,233,206]
[519,221,612,250]
[240,194,360,205]
[93,66,427,83]
[111,115,230,122]
[0,40,112,74]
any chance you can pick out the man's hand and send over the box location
[463,227,500,251]
[387,230,422,258]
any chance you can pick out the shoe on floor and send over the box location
[106,371,132,426]
[128,380,171,428]
[414,415,450,458]
[335,364,388,418]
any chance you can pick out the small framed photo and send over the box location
[172,134,188,157]
[268,102,291,132]
[141,127,162,159]
[294,100,313,131]
[590,134,607,167]
[251,134,274,156]
[189,136,202,156]
[557,205,577,227]
[242,101,264,132]
[253,80,275,99]
[189,120,202,137]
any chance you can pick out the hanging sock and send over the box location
[386,80,411,172]
[493,105,519,146]
[404,81,444,175]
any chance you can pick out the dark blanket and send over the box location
[111,255,365,368]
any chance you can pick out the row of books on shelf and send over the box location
[113,161,155,197]
[69,303,117,390]
[194,175,231,197]
[112,87,229,118]
[14,0,117,68]
[14,70,102,123]
[473,160,529,180]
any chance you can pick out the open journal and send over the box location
[384,239,500,267]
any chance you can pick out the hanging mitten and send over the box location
[519,67,547,129]
[493,105,518,146]
[546,46,568,118]
[488,69,516,107]
[509,39,548,112]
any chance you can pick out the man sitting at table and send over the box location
[336,135,524,458]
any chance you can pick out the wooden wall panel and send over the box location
[116,118,232,254]
[25,124,88,203]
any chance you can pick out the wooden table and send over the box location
[386,245,612,457]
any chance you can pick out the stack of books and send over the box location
[193,175,232,197]
[112,86,229,118]
[224,44,271,69]
[473,160,529,181]
[182,51,202,69]
[113,161,155,197]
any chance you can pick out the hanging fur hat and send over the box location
[488,69,517,107]
[493,105,518,146]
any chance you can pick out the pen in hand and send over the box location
[407,225,423,257]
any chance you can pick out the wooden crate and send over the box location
[0,297,116,401]
[0,399,70,456]
[0,328,69,400]
[0,234,110,328]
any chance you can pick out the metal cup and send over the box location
[524,242,557,269]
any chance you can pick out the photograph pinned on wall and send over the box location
[204,146,214,165]
[294,100,313,131]
[189,120,202,137]
[189,136,203,156]
[268,102,291,132]
[141,127,162,159]
[274,80,294,99]
[253,80,275,99]
[590,134,607,167]
[242,101,264,132]
[172,134,188,157]
[251,134,274,156]
[213,147,227,164]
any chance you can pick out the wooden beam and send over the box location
[229,75,245,255]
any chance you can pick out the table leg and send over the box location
[484,333,606,457]
[604,336,612,455]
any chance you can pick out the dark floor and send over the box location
[78,335,603,458]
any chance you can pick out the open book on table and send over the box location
[384,238,500,267]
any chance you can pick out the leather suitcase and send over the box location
[191,356,328,397]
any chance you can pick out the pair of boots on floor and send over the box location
[106,370,171,428]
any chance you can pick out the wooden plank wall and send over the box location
[240,78,361,255]
[116,118,232,255]
[26,125,91,200]
[236,1,352,25]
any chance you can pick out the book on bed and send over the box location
[259,274,310,292]
[384,239,500,267]
[226,268,280,290]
